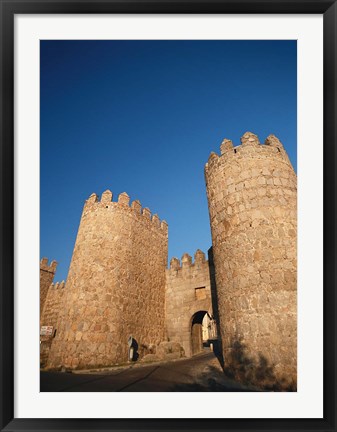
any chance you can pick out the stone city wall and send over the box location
[205,132,297,389]
[165,249,213,357]
[40,281,65,367]
[40,258,57,315]
[46,190,168,370]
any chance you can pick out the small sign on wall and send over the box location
[40,326,53,336]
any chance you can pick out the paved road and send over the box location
[40,351,254,392]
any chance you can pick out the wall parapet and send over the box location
[205,132,289,173]
[83,189,168,233]
[40,257,58,273]
[50,280,65,290]
[168,249,208,272]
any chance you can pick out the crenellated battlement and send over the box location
[40,257,58,273]
[118,191,130,206]
[194,249,206,263]
[169,257,181,270]
[205,132,289,173]
[168,249,207,272]
[181,253,192,268]
[50,280,65,290]
[83,190,168,233]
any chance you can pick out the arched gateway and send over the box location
[191,310,207,355]
[165,250,217,357]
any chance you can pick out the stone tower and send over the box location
[46,190,168,369]
[205,132,297,388]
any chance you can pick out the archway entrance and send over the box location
[191,310,208,355]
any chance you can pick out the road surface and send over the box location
[40,351,254,392]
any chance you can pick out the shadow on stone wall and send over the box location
[206,248,296,392]
[223,337,296,392]
[211,339,224,369]
[207,247,224,367]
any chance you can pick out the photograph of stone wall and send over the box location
[40,40,297,391]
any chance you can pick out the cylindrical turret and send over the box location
[205,132,297,389]
[47,190,168,369]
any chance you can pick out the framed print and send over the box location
[1,1,336,431]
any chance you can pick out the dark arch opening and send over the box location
[191,310,208,356]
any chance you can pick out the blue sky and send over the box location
[40,40,297,282]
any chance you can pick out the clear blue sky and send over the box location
[41,40,297,282]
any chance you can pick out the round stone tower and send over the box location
[205,132,297,389]
[47,190,168,370]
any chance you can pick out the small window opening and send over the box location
[195,287,207,300]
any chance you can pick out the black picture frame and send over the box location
[1,1,336,431]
